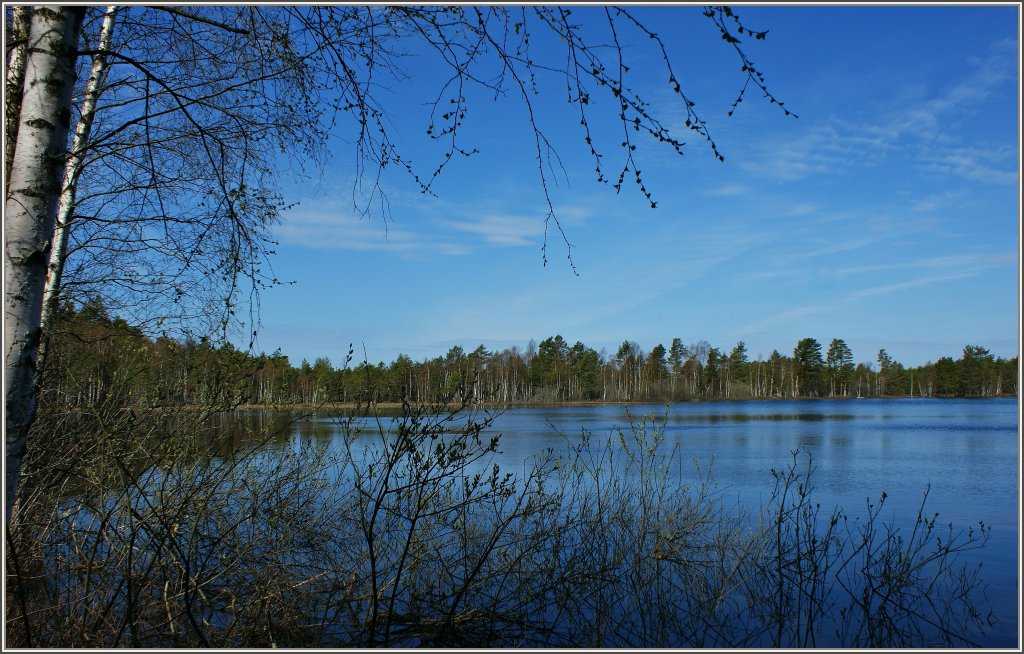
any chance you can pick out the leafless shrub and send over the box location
[6,406,993,647]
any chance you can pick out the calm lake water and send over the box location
[275,397,1019,647]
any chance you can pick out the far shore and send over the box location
[223,394,1017,413]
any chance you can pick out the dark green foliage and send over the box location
[930,356,960,396]
[703,346,723,397]
[826,339,854,398]
[959,345,995,396]
[729,341,750,384]
[568,341,602,400]
[531,335,569,400]
[647,343,668,379]
[793,338,825,397]
[42,301,1017,407]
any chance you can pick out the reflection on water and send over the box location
[224,397,1017,647]
[671,412,857,422]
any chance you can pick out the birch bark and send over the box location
[4,6,84,526]
[38,6,118,372]
[4,6,32,190]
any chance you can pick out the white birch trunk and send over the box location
[5,6,32,190]
[4,6,84,526]
[38,6,118,373]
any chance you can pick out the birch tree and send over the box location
[37,5,116,373]
[4,5,31,188]
[4,5,85,525]
[5,4,791,525]
[41,5,792,343]
[41,6,323,344]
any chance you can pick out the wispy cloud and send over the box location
[442,213,547,247]
[706,183,749,197]
[788,237,875,260]
[740,122,891,182]
[910,190,966,213]
[835,250,1015,276]
[837,244,1015,303]
[552,203,595,228]
[916,145,1018,185]
[275,206,469,256]
[888,46,1014,144]
[784,202,819,217]
[432,216,776,347]
[847,271,981,299]
[742,39,1017,184]
[740,304,835,335]
[739,255,1001,337]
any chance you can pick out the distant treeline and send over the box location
[44,299,1018,410]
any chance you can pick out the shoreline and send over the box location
[224,394,1018,412]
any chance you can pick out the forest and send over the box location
[9,295,1004,647]
[5,6,1012,647]
[44,298,1018,411]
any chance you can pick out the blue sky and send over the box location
[253,5,1020,370]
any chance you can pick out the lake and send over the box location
[274,397,1018,647]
